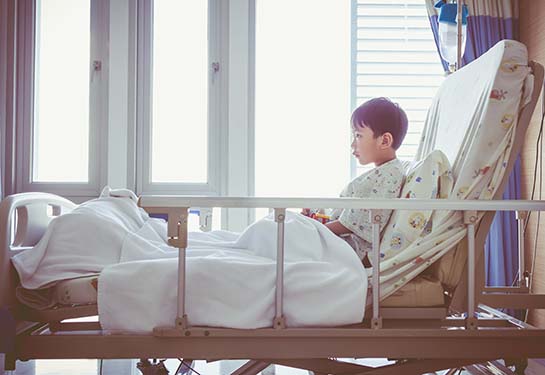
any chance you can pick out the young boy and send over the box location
[305,97,408,265]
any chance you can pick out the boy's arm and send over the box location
[325,220,352,236]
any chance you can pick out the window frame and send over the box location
[135,0,225,196]
[16,0,108,198]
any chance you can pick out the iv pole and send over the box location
[456,0,463,69]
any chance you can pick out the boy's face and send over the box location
[351,125,384,165]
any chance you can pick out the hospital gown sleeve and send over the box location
[338,168,402,243]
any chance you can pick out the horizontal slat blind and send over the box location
[354,0,444,175]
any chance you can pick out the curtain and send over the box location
[425,0,520,288]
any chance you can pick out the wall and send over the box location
[519,0,545,328]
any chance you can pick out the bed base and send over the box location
[5,304,545,375]
[8,331,544,374]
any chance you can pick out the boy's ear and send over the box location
[380,132,394,149]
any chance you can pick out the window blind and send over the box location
[354,0,444,174]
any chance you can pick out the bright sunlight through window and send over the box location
[33,0,90,182]
[254,0,351,209]
[151,0,208,183]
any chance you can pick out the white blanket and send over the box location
[12,194,367,332]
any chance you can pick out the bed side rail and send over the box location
[139,196,545,332]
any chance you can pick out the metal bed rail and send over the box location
[138,196,545,333]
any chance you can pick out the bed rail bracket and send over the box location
[465,316,478,330]
[371,316,383,329]
[176,314,189,330]
[273,316,286,329]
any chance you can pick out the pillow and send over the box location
[379,150,453,262]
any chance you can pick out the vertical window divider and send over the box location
[92,0,110,195]
[350,0,358,180]
[135,0,151,196]
[218,0,230,229]
[248,0,256,226]
[208,0,222,196]
[17,0,35,196]
[126,0,138,193]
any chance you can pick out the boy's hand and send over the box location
[301,208,311,216]
[325,220,352,235]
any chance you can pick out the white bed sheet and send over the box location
[12,192,367,332]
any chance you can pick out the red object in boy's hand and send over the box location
[314,213,330,224]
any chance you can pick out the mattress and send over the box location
[52,273,445,309]
[415,39,532,289]
[54,276,98,306]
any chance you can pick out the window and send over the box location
[354,0,444,175]
[254,0,351,219]
[33,0,90,183]
[137,0,223,196]
[18,0,107,197]
[7,1,444,230]
[151,0,208,183]
[253,0,444,219]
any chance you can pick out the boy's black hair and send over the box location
[351,97,408,150]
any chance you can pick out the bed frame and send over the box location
[1,61,544,375]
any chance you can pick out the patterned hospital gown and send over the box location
[330,158,405,261]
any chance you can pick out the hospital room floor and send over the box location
[10,358,521,375]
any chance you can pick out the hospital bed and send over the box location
[2,40,545,375]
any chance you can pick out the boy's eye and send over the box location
[354,134,362,139]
